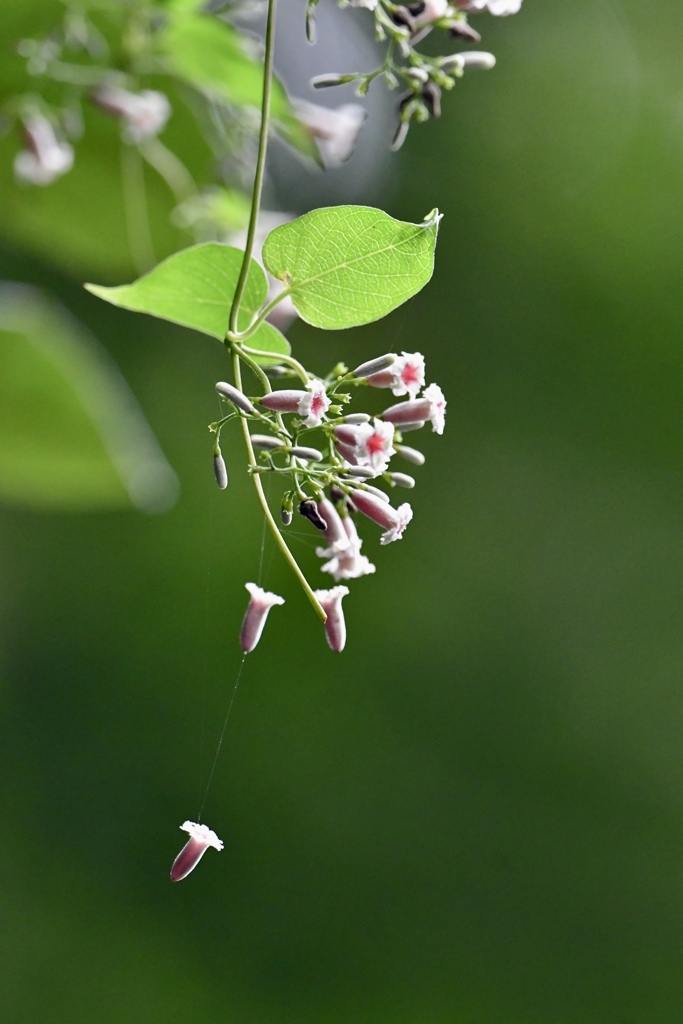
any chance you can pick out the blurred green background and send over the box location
[3,1,683,1021]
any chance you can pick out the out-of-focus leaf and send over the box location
[0,283,179,513]
[262,206,442,329]
[86,243,291,364]
[158,12,318,160]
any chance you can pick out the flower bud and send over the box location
[341,466,376,480]
[290,446,324,461]
[314,586,350,653]
[215,381,256,415]
[395,444,426,466]
[460,51,497,71]
[299,498,327,531]
[311,74,352,89]
[391,120,410,153]
[422,82,442,119]
[343,413,371,425]
[360,483,391,503]
[240,583,285,653]
[213,453,228,490]
[353,354,397,378]
[170,821,223,882]
[387,472,416,489]
[281,508,293,526]
[440,54,465,73]
[250,434,286,451]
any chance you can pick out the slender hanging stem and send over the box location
[227,0,277,337]
[232,350,326,622]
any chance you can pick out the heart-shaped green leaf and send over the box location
[85,243,291,364]
[262,206,442,330]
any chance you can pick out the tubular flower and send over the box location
[381,383,447,435]
[333,418,395,475]
[316,496,349,553]
[314,586,350,652]
[320,516,376,581]
[293,100,366,167]
[364,351,425,399]
[240,583,285,653]
[261,381,331,427]
[170,821,223,882]
[92,85,171,143]
[14,116,74,186]
[351,490,413,545]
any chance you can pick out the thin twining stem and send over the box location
[232,349,326,623]
[227,0,277,338]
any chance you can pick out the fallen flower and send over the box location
[240,583,285,653]
[170,821,223,882]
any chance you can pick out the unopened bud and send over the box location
[359,483,391,503]
[422,82,441,119]
[387,472,415,489]
[405,68,429,85]
[215,381,255,415]
[213,453,228,490]
[448,20,481,43]
[343,413,371,425]
[391,119,410,153]
[306,9,317,43]
[341,466,376,480]
[281,507,293,526]
[265,365,290,378]
[251,434,286,451]
[440,53,465,74]
[299,498,327,531]
[395,444,425,466]
[311,73,352,89]
[460,51,496,71]
[353,354,396,378]
[281,493,294,525]
[290,446,324,461]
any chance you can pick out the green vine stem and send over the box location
[226,0,326,623]
[232,349,327,623]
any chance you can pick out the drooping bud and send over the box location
[351,490,414,544]
[395,444,426,466]
[299,498,327,531]
[314,586,350,653]
[387,472,416,489]
[240,583,285,653]
[215,381,256,415]
[422,82,442,120]
[250,434,286,451]
[170,821,223,882]
[391,119,410,153]
[213,452,228,490]
[281,492,294,526]
[353,354,397,378]
[290,446,324,461]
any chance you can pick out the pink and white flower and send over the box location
[381,383,447,435]
[92,84,171,143]
[240,583,285,653]
[314,585,350,652]
[261,381,330,427]
[14,116,74,186]
[170,821,223,882]
[333,418,395,475]
[319,516,376,581]
[351,490,413,545]
[413,0,450,28]
[365,351,425,399]
[292,100,366,167]
[316,496,349,554]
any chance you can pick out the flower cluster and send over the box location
[213,351,446,653]
[311,0,523,149]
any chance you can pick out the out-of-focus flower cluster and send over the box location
[311,0,523,149]
[212,351,446,652]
